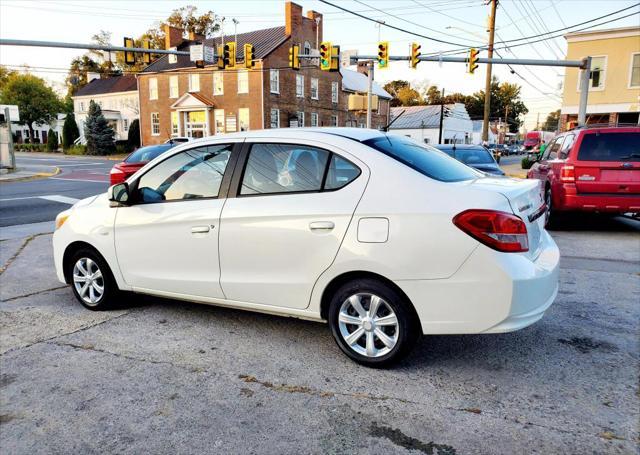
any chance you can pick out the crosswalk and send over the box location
[0,194,80,205]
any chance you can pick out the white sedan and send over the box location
[53,128,559,367]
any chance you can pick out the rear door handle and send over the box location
[191,225,211,234]
[309,221,335,231]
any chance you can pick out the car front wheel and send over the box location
[328,278,419,367]
[68,248,120,310]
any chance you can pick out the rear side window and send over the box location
[325,155,361,190]
[363,135,481,182]
[559,134,575,159]
[577,132,640,161]
[544,137,563,160]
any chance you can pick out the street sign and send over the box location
[341,49,358,67]
[203,46,214,63]
[190,44,204,62]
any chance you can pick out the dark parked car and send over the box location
[435,144,505,176]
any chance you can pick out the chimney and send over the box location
[285,2,303,37]
[188,31,206,42]
[306,10,323,45]
[87,72,100,82]
[164,24,184,49]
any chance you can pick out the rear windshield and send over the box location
[363,135,482,182]
[577,132,640,162]
[126,145,174,163]
[450,148,495,165]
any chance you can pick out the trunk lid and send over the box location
[462,177,546,259]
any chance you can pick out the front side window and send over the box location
[151,112,160,136]
[189,73,200,92]
[311,78,319,100]
[239,108,250,131]
[169,75,179,98]
[237,71,249,94]
[362,135,481,183]
[270,69,279,93]
[149,78,158,100]
[213,72,224,95]
[296,74,304,97]
[630,53,640,88]
[270,109,279,128]
[331,81,339,103]
[241,144,330,195]
[136,145,232,203]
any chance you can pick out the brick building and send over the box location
[137,2,390,145]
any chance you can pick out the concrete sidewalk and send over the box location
[501,162,528,179]
[0,165,59,183]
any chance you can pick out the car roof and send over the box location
[197,127,387,143]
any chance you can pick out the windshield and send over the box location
[577,132,640,162]
[450,147,495,165]
[125,145,174,163]
[363,135,482,182]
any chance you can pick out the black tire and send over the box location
[544,187,564,229]
[328,278,419,368]
[67,248,120,311]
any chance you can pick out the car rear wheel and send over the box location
[68,248,120,310]
[328,278,419,367]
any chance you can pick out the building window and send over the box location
[171,112,179,136]
[214,109,225,134]
[169,75,179,98]
[630,53,640,88]
[579,56,606,91]
[303,40,311,55]
[331,81,339,103]
[330,115,338,127]
[296,74,304,98]
[213,72,224,95]
[239,108,250,131]
[297,111,305,127]
[270,109,279,128]
[123,119,129,132]
[79,102,85,112]
[270,69,279,94]
[189,73,200,92]
[310,112,318,127]
[151,112,160,136]
[149,78,158,100]
[359,123,366,128]
[311,78,319,100]
[237,70,249,94]
[226,114,237,133]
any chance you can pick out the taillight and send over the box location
[110,166,125,175]
[453,209,529,253]
[560,165,575,183]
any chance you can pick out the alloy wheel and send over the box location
[73,257,105,306]
[338,293,399,358]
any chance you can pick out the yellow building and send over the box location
[560,26,640,131]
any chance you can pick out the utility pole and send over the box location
[482,0,497,143]
[366,61,374,128]
[535,112,540,130]
[504,104,509,143]
[438,88,445,144]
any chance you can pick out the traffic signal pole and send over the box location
[366,61,374,129]
[482,0,497,143]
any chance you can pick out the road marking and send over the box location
[56,163,105,167]
[50,177,107,183]
[0,194,80,204]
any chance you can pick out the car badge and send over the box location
[622,162,633,168]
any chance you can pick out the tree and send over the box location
[0,65,16,91]
[47,130,59,152]
[424,85,442,105]
[127,119,140,151]
[383,80,411,107]
[396,86,423,106]
[0,73,61,142]
[62,113,80,149]
[542,109,561,132]
[84,100,115,155]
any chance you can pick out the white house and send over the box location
[388,103,473,144]
[470,120,498,145]
[73,74,139,143]
[11,113,66,144]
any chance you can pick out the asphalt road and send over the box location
[0,154,112,227]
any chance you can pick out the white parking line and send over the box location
[0,194,80,204]
[50,177,107,183]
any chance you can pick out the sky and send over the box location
[1,0,639,130]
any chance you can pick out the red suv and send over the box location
[527,126,640,226]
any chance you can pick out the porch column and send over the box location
[205,109,211,136]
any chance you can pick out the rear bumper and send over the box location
[556,189,640,213]
[394,230,560,335]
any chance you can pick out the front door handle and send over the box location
[309,221,335,231]
[191,225,211,234]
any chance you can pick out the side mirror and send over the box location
[109,182,131,207]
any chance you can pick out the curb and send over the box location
[0,166,61,184]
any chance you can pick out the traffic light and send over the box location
[142,40,151,64]
[330,45,340,72]
[410,42,421,69]
[244,43,255,69]
[217,45,225,69]
[223,42,236,70]
[467,48,480,74]
[123,37,135,65]
[319,41,332,71]
[288,44,300,70]
[377,41,389,69]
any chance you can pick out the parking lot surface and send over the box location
[0,216,638,454]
